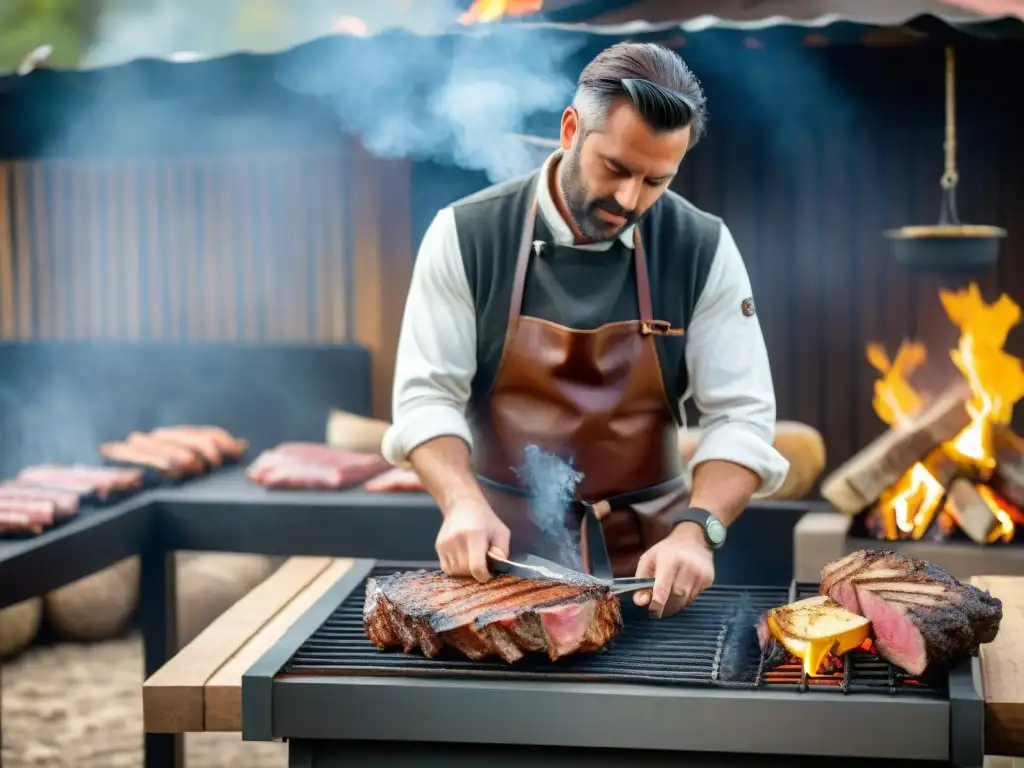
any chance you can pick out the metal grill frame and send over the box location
[241,559,985,765]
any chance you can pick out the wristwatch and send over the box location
[671,507,727,549]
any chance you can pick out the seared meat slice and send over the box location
[364,569,622,663]
[820,549,1002,675]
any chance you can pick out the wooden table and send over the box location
[143,556,355,733]
[973,576,1024,758]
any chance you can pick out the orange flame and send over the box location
[866,340,926,428]
[866,283,1024,542]
[940,284,1024,475]
[458,0,543,24]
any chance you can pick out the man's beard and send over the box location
[559,143,638,242]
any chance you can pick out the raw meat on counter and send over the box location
[364,467,425,492]
[16,464,144,499]
[364,569,622,663]
[247,443,390,490]
[757,549,1003,676]
[0,499,59,534]
[0,464,145,535]
[150,425,249,464]
[101,425,248,478]
[0,481,80,517]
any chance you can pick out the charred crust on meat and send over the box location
[363,569,623,663]
[820,549,1003,675]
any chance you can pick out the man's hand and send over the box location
[633,523,715,619]
[435,499,511,584]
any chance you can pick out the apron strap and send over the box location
[507,197,540,336]
[632,229,655,323]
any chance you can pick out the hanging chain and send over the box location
[941,46,959,190]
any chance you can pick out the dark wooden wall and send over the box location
[0,142,412,419]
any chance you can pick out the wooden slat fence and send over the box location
[0,149,358,344]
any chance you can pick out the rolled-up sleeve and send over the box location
[381,208,477,467]
[685,224,789,497]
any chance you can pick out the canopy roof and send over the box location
[3,0,1021,76]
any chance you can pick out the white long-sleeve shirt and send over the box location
[382,158,789,498]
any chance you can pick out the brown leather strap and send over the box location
[507,197,540,333]
[632,228,654,322]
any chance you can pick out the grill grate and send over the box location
[282,567,945,697]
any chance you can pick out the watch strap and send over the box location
[671,507,726,548]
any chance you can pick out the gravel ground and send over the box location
[1,634,285,768]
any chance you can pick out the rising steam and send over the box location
[513,444,584,570]
[82,1,579,182]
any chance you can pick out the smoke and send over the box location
[81,1,579,183]
[513,444,585,570]
[275,28,578,182]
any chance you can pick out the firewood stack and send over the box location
[821,283,1024,546]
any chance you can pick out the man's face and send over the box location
[558,99,691,242]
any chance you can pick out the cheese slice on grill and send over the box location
[766,595,871,677]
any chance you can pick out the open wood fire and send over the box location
[458,0,543,24]
[822,282,1024,545]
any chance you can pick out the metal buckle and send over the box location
[641,320,686,337]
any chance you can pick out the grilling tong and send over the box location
[486,552,656,595]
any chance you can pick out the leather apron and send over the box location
[472,191,687,577]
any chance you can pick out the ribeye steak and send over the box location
[364,569,622,663]
[820,549,1002,675]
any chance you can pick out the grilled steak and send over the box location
[820,550,1002,675]
[364,569,622,663]
[364,467,424,492]
[247,443,389,490]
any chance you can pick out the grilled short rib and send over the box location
[820,550,1002,675]
[364,569,622,663]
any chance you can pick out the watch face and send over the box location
[706,518,727,546]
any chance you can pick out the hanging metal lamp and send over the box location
[885,46,1006,276]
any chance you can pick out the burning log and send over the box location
[944,479,1003,545]
[992,426,1024,510]
[821,383,972,516]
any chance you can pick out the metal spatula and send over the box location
[497,553,656,596]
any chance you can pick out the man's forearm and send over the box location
[409,436,486,517]
[689,459,761,526]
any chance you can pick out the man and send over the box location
[382,42,789,618]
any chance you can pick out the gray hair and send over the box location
[572,42,708,147]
